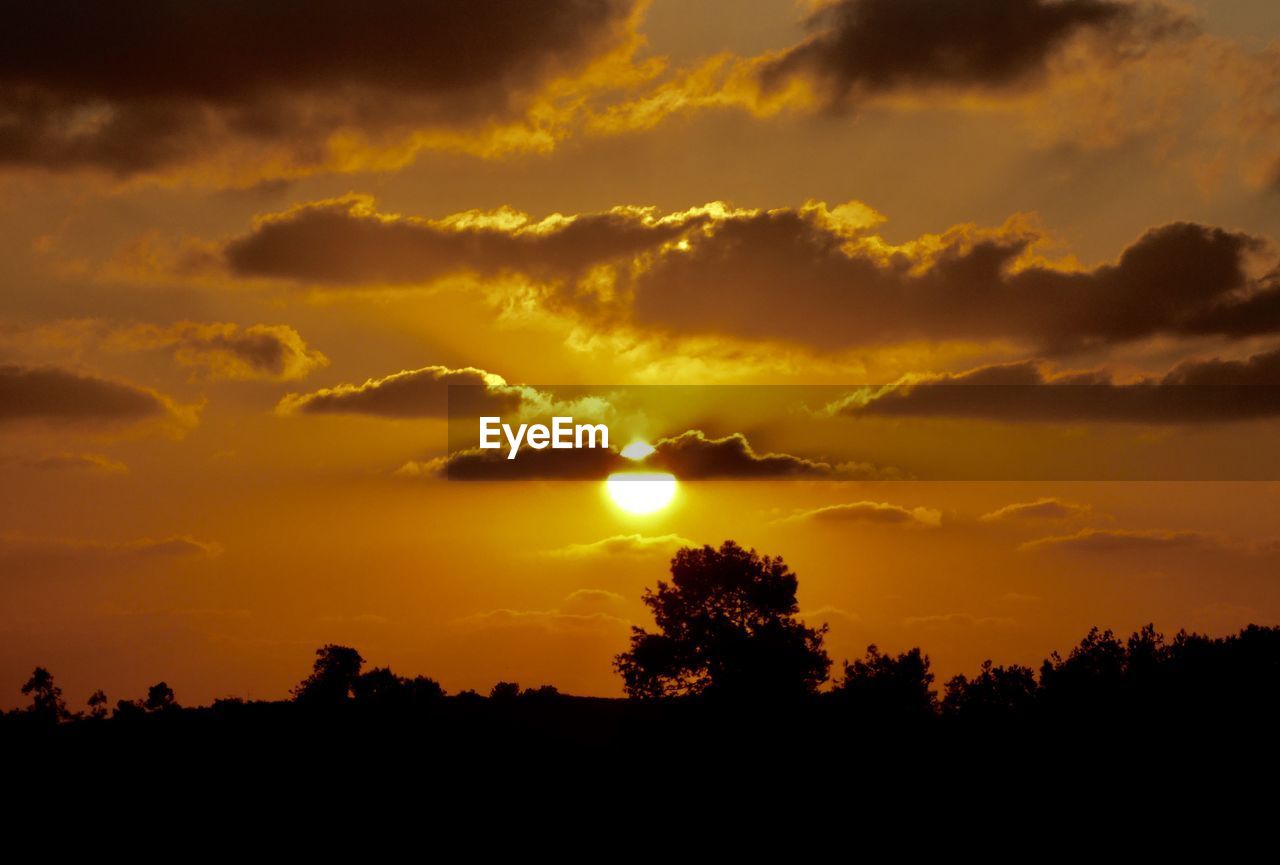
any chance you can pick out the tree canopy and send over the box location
[615,541,831,699]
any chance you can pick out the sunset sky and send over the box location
[3,0,1280,706]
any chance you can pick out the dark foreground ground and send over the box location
[5,623,1278,826]
[3,694,1276,842]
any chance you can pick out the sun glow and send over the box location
[620,440,656,460]
[606,471,677,514]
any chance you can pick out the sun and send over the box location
[606,472,677,514]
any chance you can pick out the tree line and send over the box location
[5,541,1279,730]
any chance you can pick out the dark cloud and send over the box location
[628,216,1275,353]
[416,428,840,481]
[224,195,697,285]
[760,0,1175,104]
[277,365,522,419]
[836,347,1280,424]
[215,198,1280,354]
[414,443,626,481]
[0,0,635,174]
[648,430,834,479]
[0,364,183,425]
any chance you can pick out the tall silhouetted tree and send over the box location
[615,541,831,699]
[832,645,937,722]
[21,667,68,724]
[293,644,364,705]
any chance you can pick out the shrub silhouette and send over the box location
[615,541,831,699]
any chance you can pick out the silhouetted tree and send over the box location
[489,681,521,701]
[521,684,561,700]
[1038,627,1127,716]
[113,699,146,720]
[86,689,109,720]
[832,645,936,722]
[615,541,831,699]
[353,667,401,703]
[350,667,444,709]
[144,681,178,712]
[21,667,68,724]
[942,660,1037,721]
[293,644,364,705]
[405,675,446,703]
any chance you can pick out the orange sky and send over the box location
[3,0,1280,707]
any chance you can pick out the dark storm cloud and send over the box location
[759,0,1177,103]
[0,364,174,424]
[223,195,697,285]
[277,365,523,419]
[0,0,635,173]
[836,346,1280,424]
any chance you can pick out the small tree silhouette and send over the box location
[615,541,831,699]
[350,667,445,707]
[144,681,178,712]
[489,681,521,701]
[1038,626,1127,715]
[86,689,109,720]
[832,645,937,721]
[21,667,68,724]
[293,644,364,705]
[942,660,1037,721]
